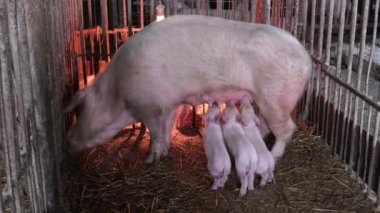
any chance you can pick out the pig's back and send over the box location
[111,15,311,106]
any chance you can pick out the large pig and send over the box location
[203,103,231,190]
[65,15,311,164]
[221,103,258,197]
[240,97,275,186]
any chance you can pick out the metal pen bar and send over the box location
[78,0,87,86]
[250,0,256,23]
[311,57,380,112]
[322,0,335,141]
[301,0,308,46]
[332,0,346,156]
[127,0,132,37]
[367,110,380,200]
[217,0,221,17]
[140,0,144,27]
[196,0,200,15]
[349,0,370,178]
[356,0,372,181]
[341,0,358,164]
[264,0,271,24]
[150,0,154,22]
[315,0,325,135]
[363,0,380,189]
[293,0,299,36]
[309,0,316,126]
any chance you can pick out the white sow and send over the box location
[65,15,311,165]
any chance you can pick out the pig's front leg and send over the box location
[145,113,170,163]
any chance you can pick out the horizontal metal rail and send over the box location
[311,56,380,112]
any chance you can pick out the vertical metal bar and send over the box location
[367,111,379,198]
[363,0,379,188]
[341,0,358,163]
[230,0,235,20]
[349,0,370,178]
[308,0,316,127]
[150,0,154,22]
[196,0,200,15]
[140,0,144,27]
[88,0,93,27]
[293,0,299,36]
[250,0,256,23]
[127,0,132,36]
[78,0,87,86]
[314,0,325,135]
[332,0,346,156]
[217,0,221,17]
[123,0,128,27]
[101,0,110,61]
[357,0,372,180]
[322,0,335,141]
[264,0,271,24]
[301,0,308,46]
[243,0,248,21]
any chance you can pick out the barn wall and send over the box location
[0,0,73,211]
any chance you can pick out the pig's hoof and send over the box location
[248,185,254,191]
[211,184,218,190]
[239,190,247,197]
[145,153,155,164]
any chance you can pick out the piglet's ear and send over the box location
[64,87,93,113]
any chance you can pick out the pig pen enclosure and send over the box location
[1,0,380,212]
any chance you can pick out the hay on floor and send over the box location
[61,122,376,212]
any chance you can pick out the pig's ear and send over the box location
[64,87,93,113]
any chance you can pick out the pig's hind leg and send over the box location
[258,86,300,161]
[237,169,249,197]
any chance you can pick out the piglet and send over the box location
[240,98,275,186]
[203,103,231,190]
[221,103,258,197]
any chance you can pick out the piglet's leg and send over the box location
[163,109,177,151]
[237,171,248,197]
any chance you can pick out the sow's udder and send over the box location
[185,90,252,106]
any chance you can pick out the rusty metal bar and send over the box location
[78,0,87,86]
[140,0,144,27]
[216,0,221,17]
[88,0,93,27]
[123,0,127,27]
